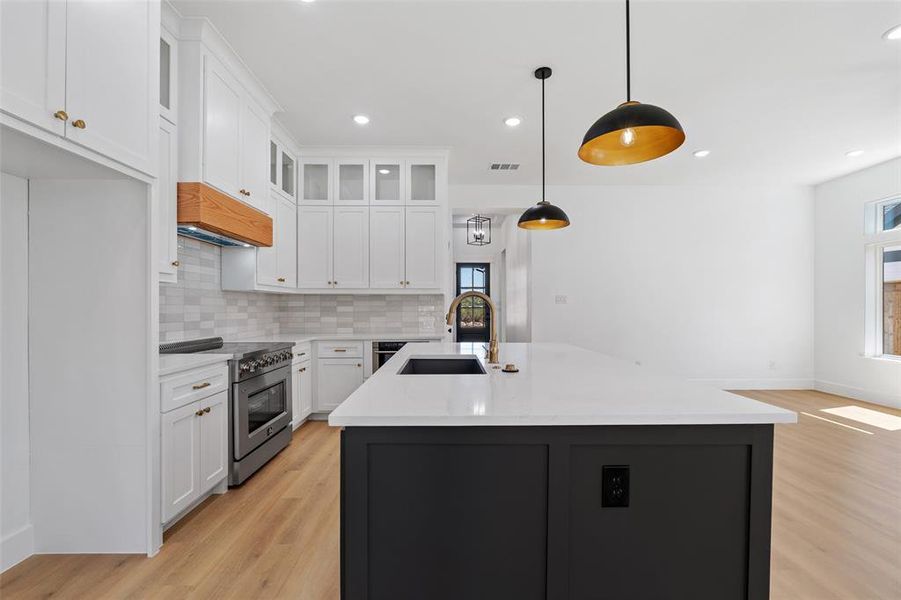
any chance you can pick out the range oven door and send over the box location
[233,366,292,460]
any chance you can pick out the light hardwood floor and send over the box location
[1,390,899,599]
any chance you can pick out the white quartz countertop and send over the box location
[328,343,798,427]
[158,353,231,376]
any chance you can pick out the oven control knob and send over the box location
[240,362,250,373]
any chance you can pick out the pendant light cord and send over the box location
[541,74,546,204]
[625,0,631,102]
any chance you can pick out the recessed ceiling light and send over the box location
[693,149,710,158]
[846,149,864,158]
[353,114,370,125]
[883,24,901,40]
[378,168,390,174]
[504,116,522,127]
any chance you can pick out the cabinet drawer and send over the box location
[161,364,229,413]
[317,340,364,358]
[291,342,313,364]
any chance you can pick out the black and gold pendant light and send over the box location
[518,67,570,230]
[578,0,685,166]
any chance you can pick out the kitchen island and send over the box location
[329,343,796,600]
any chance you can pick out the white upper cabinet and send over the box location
[157,119,179,282]
[0,0,66,135]
[275,196,298,287]
[1,0,158,174]
[297,206,334,288]
[370,206,406,289]
[239,100,270,211]
[269,135,297,201]
[333,206,370,289]
[406,160,439,205]
[335,159,369,205]
[255,193,280,286]
[370,159,405,205]
[64,0,157,175]
[178,23,277,214]
[300,158,333,205]
[203,56,242,198]
[159,26,178,125]
[405,206,441,288]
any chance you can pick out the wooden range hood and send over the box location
[177,182,272,247]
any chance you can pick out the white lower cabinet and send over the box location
[161,389,227,524]
[292,359,313,428]
[316,358,364,412]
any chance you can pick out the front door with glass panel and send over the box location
[456,263,490,343]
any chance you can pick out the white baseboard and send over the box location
[814,380,901,410]
[1,524,34,573]
[688,378,814,390]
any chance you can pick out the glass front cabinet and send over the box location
[270,136,297,201]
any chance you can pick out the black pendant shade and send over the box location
[578,0,684,166]
[578,101,684,166]
[518,66,570,231]
[518,201,570,230]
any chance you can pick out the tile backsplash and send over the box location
[160,237,444,343]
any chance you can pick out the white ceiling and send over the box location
[173,0,901,186]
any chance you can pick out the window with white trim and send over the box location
[867,196,901,357]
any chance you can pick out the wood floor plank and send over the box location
[2,391,899,599]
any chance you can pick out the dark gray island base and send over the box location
[341,424,774,600]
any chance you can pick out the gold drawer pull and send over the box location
[277,277,286,282]
[71,119,86,129]
[203,407,211,414]
[53,110,68,121]
[333,348,347,353]
[295,352,306,357]
[195,409,204,417]
[192,382,211,390]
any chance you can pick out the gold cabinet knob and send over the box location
[171,260,180,267]
[400,280,405,285]
[298,367,306,373]
[356,363,362,368]
[203,407,211,414]
[71,119,86,129]
[277,277,286,283]
[405,281,410,285]
[53,110,69,121]
[195,409,204,417]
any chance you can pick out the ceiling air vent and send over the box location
[489,163,520,171]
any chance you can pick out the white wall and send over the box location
[502,216,531,343]
[28,179,149,553]
[453,184,815,386]
[1,172,33,571]
[814,158,901,408]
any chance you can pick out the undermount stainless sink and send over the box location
[398,356,487,375]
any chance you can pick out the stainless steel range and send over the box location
[160,337,293,485]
